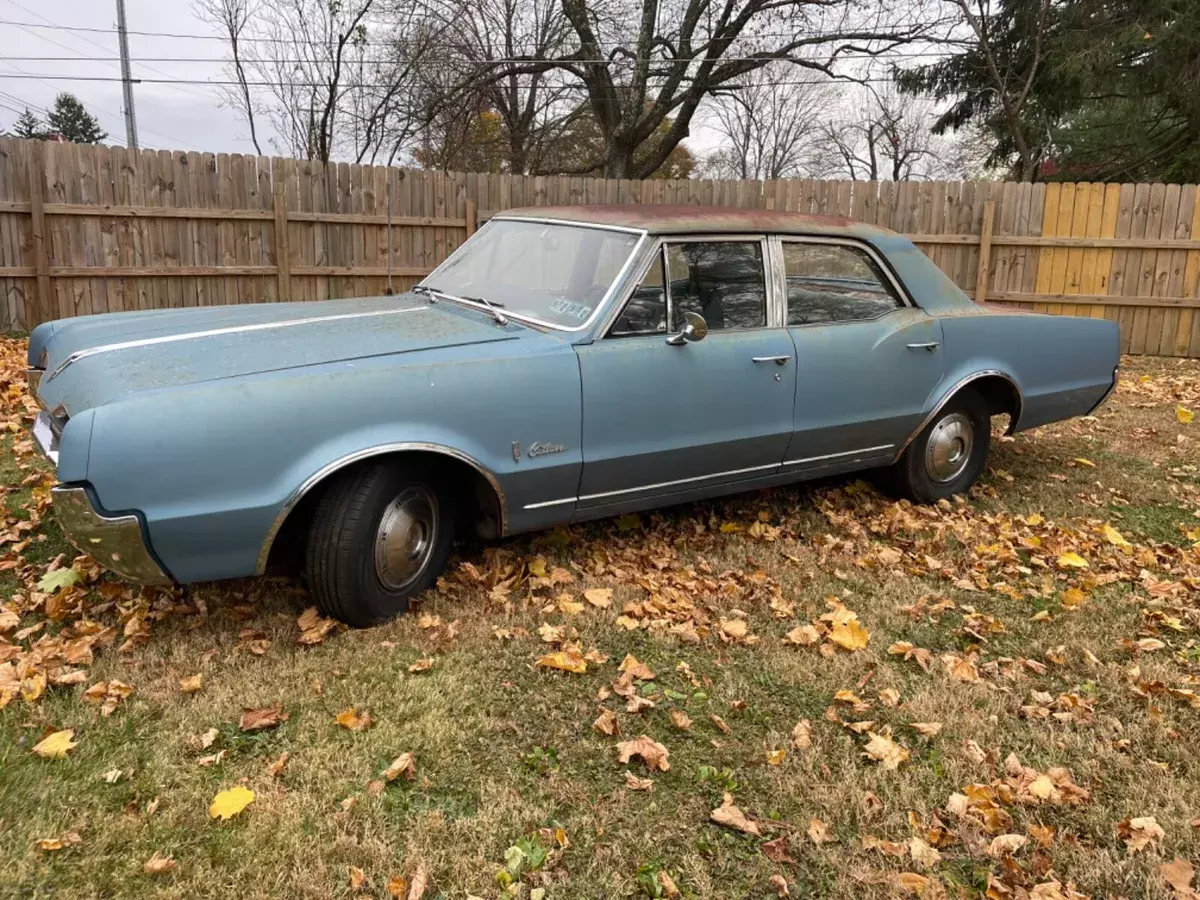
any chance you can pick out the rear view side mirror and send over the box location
[666,311,708,346]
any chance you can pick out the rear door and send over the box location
[779,237,944,471]
[574,237,796,508]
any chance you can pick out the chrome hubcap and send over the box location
[373,486,437,591]
[925,412,974,483]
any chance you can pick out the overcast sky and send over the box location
[0,0,749,161]
[0,0,275,153]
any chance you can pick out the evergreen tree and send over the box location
[45,93,107,144]
[11,107,46,139]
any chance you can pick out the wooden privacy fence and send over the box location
[1,136,1199,356]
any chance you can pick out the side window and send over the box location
[610,249,667,336]
[666,242,766,332]
[783,243,901,326]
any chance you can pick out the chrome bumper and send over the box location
[32,410,59,464]
[51,486,172,586]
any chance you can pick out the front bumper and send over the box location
[50,487,172,586]
[31,381,170,587]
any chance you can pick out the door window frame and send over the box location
[601,234,781,338]
[770,235,916,328]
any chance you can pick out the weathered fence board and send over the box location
[2,137,1200,355]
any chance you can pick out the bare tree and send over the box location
[701,65,832,179]
[197,0,448,163]
[817,86,941,180]
[494,0,940,178]
[435,0,578,173]
[194,0,263,154]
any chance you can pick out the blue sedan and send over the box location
[27,206,1121,625]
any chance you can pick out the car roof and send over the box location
[496,204,894,240]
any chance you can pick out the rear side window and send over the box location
[783,243,901,326]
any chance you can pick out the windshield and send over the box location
[421,219,643,329]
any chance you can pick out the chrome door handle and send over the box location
[752,355,791,366]
[907,342,939,352]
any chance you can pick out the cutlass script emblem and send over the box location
[528,441,567,458]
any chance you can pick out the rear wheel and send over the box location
[891,388,991,503]
[305,461,454,627]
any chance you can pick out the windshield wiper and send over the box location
[412,284,507,325]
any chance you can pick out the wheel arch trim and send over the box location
[891,369,1023,465]
[254,441,506,575]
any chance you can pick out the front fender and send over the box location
[84,341,582,582]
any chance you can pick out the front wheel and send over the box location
[890,388,991,503]
[305,462,454,627]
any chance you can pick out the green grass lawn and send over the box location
[2,341,1199,900]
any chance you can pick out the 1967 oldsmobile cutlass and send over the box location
[27,206,1120,625]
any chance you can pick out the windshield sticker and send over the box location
[548,299,593,320]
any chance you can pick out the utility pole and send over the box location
[115,0,139,148]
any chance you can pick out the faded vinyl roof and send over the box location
[496,204,896,239]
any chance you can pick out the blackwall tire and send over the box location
[305,461,454,627]
[892,387,991,504]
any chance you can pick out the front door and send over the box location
[778,238,944,472]
[575,238,796,508]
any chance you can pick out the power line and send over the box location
[0,0,234,106]
[0,72,904,88]
[0,16,961,53]
[0,2,210,147]
[0,51,958,64]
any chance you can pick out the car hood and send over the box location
[31,294,531,414]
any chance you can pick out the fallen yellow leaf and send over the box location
[583,588,613,608]
[863,731,909,770]
[32,729,77,759]
[179,674,203,693]
[208,785,255,820]
[1102,524,1131,548]
[766,748,786,766]
[1056,552,1089,569]
[1177,405,1195,425]
[826,605,869,651]
[536,648,587,674]
[335,707,374,731]
[1118,816,1165,852]
[1062,587,1088,609]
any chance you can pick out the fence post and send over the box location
[272,163,291,301]
[465,198,477,237]
[975,199,997,304]
[28,141,52,325]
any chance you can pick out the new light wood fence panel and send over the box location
[2,137,1199,356]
